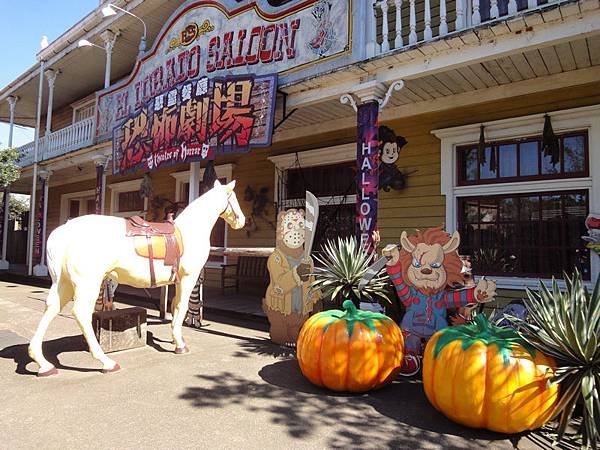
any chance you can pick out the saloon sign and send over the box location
[97,0,352,174]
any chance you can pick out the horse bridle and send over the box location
[220,193,239,223]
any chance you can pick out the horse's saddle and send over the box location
[125,214,183,287]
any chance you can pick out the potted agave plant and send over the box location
[310,236,391,310]
[512,270,600,449]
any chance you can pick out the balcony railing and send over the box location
[371,0,564,55]
[17,117,95,167]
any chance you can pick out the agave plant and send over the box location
[310,236,390,308]
[512,270,600,449]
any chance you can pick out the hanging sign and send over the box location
[96,0,352,151]
[356,102,379,254]
[112,74,276,174]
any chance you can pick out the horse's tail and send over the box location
[46,225,66,284]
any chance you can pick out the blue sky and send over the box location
[0,1,98,148]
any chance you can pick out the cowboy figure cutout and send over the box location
[383,226,497,376]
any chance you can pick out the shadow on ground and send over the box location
[0,334,97,375]
[179,336,532,449]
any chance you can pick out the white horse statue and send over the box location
[28,180,245,376]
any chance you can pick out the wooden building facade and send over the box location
[1,0,599,298]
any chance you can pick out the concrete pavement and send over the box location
[0,281,555,449]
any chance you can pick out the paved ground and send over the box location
[0,281,556,450]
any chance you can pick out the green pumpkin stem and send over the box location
[321,299,391,337]
[433,314,536,366]
[342,300,358,316]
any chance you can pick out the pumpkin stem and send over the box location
[474,314,490,332]
[342,299,358,317]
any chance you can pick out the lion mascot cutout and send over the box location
[383,226,496,376]
[263,209,321,346]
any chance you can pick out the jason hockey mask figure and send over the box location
[383,226,496,376]
[263,209,321,346]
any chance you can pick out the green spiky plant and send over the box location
[310,237,391,309]
[511,270,600,449]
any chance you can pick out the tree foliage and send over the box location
[9,195,29,221]
[0,148,21,188]
[0,192,29,222]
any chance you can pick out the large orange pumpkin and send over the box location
[297,300,404,392]
[423,315,558,434]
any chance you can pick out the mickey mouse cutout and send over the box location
[379,125,413,191]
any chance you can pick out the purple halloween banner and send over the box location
[356,101,379,254]
[34,178,46,260]
[95,164,104,215]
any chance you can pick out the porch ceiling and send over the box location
[273,35,600,135]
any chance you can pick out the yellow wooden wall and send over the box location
[38,80,600,295]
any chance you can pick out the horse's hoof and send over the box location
[37,367,58,377]
[102,363,121,374]
[174,345,190,354]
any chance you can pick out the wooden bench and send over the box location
[221,256,269,295]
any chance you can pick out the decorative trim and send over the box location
[378,80,404,111]
[434,104,600,285]
[339,94,358,112]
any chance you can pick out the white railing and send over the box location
[371,0,560,55]
[17,141,38,167]
[17,117,95,167]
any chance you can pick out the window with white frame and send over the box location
[171,164,234,267]
[109,179,147,218]
[72,99,95,124]
[433,105,600,288]
[269,144,357,254]
[59,189,96,224]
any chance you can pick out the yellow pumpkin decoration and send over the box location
[297,300,404,392]
[423,315,558,434]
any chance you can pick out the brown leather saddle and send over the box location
[125,214,183,288]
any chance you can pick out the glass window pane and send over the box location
[69,200,80,219]
[541,195,563,246]
[499,197,518,221]
[460,147,478,182]
[519,196,539,221]
[563,135,585,173]
[520,221,540,247]
[542,147,561,175]
[86,199,96,215]
[461,199,479,223]
[519,141,538,176]
[480,147,497,179]
[118,191,144,212]
[520,248,540,276]
[564,193,588,248]
[286,162,355,199]
[498,143,517,178]
[457,192,590,279]
[479,201,497,223]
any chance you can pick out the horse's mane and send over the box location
[399,226,465,291]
